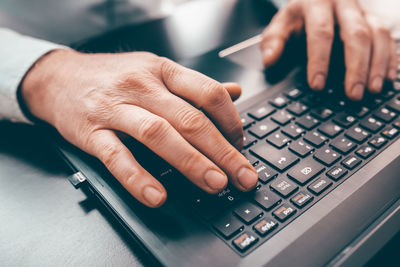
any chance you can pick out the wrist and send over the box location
[21,49,79,124]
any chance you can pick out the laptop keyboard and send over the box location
[186,67,400,255]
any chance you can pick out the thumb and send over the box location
[222,82,242,101]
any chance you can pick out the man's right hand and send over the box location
[21,50,258,208]
[260,0,398,100]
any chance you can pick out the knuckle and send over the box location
[177,108,209,137]
[178,151,203,174]
[215,147,239,168]
[201,81,229,108]
[311,25,334,41]
[137,116,170,144]
[101,143,124,170]
[375,25,390,36]
[76,88,114,126]
[116,71,155,95]
[351,26,371,43]
[123,170,141,188]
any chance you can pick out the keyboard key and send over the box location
[301,94,322,107]
[253,188,281,210]
[313,148,341,166]
[282,124,305,139]
[349,106,370,118]
[250,144,299,172]
[329,99,347,112]
[243,132,257,148]
[217,188,242,209]
[253,217,278,236]
[355,145,375,159]
[270,177,299,197]
[365,97,383,109]
[287,158,325,185]
[318,122,343,138]
[393,117,400,129]
[240,113,254,129]
[213,213,244,239]
[272,203,296,222]
[249,120,279,139]
[243,152,260,166]
[289,140,314,157]
[381,89,396,99]
[296,115,320,130]
[333,113,357,128]
[381,126,399,139]
[269,95,289,108]
[232,232,258,252]
[304,131,328,148]
[271,110,294,125]
[345,126,370,143]
[287,102,309,116]
[386,98,400,113]
[368,136,388,149]
[248,104,276,120]
[342,155,362,170]
[255,164,278,183]
[330,137,357,155]
[310,107,334,121]
[308,177,333,195]
[326,166,348,181]
[285,88,304,100]
[360,117,384,133]
[291,191,314,208]
[233,202,264,224]
[267,132,290,149]
[373,107,397,123]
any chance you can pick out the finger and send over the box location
[85,129,167,208]
[135,73,257,191]
[388,38,398,81]
[336,0,372,100]
[260,1,304,67]
[108,104,228,194]
[222,82,242,101]
[303,0,335,91]
[160,59,244,149]
[365,14,391,93]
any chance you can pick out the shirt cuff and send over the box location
[0,28,68,124]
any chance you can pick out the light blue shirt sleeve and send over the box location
[0,28,67,123]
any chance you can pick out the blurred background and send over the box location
[0,0,398,46]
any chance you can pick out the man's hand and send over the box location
[21,50,258,207]
[261,0,398,100]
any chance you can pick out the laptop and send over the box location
[54,1,400,266]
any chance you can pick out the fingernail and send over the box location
[311,73,326,90]
[263,48,273,66]
[237,167,258,190]
[371,76,383,92]
[143,186,164,207]
[204,170,227,191]
[263,48,273,59]
[388,69,397,81]
[351,83,365,100]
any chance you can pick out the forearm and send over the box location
[0,28,66,123]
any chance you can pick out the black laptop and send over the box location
[55,1,400,266]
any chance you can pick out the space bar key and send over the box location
[250,144,299,172]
